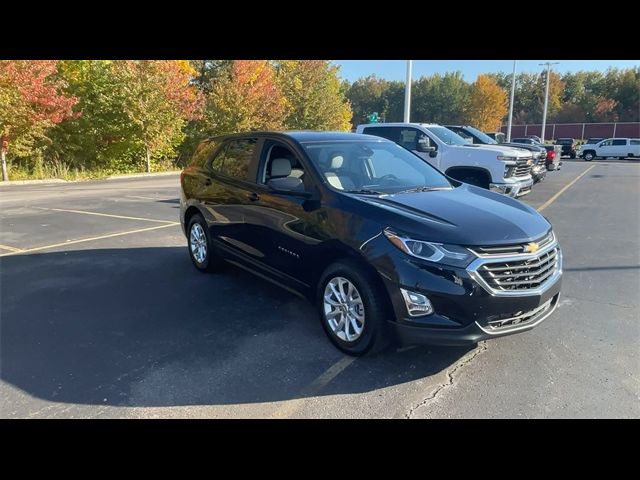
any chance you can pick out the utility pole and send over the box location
[506,60,517,142]
[404,60,412,123]
[539,62,559,143]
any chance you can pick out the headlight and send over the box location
[496,155,518,163]
[383,229,475,268]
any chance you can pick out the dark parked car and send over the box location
[511,138,562,171]
[555,138,577,158]
[445,126,546,183]
[180,132,563,356]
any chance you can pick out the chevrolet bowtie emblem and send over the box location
[524,242,540,253]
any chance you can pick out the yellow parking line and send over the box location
[537,165,596,212]
[270,356,356,419]
[0,223,180,257]
[0,244,23,253]
[35,207,175,224]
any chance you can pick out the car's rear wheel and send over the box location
[187,214,221,273]
[317,261,391,356]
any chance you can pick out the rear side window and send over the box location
[612,139,627,146]
[210,138,257,180]
[362,127,400,143]
[189,139,219,168]
[630,140,640,146]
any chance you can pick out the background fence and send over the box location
[500,122,640,141]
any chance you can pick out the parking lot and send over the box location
[1,159,639,418]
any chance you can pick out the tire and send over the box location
[187,213,221,273]
[570,153,576,159]
[583,151,595,161]
[618,156,626,160]
[317,260,391,356]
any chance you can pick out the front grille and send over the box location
[471,231,554,256]
[514,158,532,177]
[477,247,559,291]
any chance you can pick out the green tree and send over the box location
[112,60,203,172]
[412,72,471,124]
[275,60,352,131]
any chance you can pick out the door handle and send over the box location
[247,192,260,202]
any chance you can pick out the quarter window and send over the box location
[630,140,640,146]
[210,138,257,180]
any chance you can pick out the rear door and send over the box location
[611,139,628,157]
[201,137,264,259]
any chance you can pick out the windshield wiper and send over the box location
[397,186,451,194]
[344,189,385,195]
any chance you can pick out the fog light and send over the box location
[400,288,434,317]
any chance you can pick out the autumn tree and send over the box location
[204,60,286,135]
[274,60,352,131]
[467,75,508,131]
[0,61,77,181]
[111,60,203,172]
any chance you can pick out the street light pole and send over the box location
[539,61,559,143]
[506,60,517,142]
[404,60,412,123]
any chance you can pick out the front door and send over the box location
[241,139,321,289]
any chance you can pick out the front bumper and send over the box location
[489,176,534,197]
[370,241,562,347]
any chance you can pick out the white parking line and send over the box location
[269,356,356,418]
[35,207,175,224]
[0,244,23,253]
[0,223,180,257]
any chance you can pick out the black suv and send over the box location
[555,138,577,158]
[180,132,562,356]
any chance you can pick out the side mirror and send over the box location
[417,142,436,154]
[267,177,312,197]
[429,149,438,158]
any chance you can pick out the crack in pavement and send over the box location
[404,342,488,419]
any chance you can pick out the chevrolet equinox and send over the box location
[180,132,563,356]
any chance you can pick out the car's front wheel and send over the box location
[317,261,391,356]
[187,213,221,273]
[583,151,595,161]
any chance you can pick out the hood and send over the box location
[354,184,550,246]
[465,144,532,157]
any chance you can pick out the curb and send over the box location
[0,171,181,186]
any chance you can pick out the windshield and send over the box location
[465,126,497,144]
[302,141,451,194]
[425,126,468,145]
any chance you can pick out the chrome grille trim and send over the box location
[466,239,562,297]
[475,295,559,335]
[470,231,555,257]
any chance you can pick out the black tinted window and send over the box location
[362,127,400,142]
[612,139,627,146]
[189,139,219,168]
[210,138,257,180]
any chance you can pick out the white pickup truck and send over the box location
[356,123,534,197]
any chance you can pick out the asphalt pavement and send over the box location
[1,160,638,418]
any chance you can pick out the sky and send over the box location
[333,60,640,83]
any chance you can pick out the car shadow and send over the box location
[0,247,472,409]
